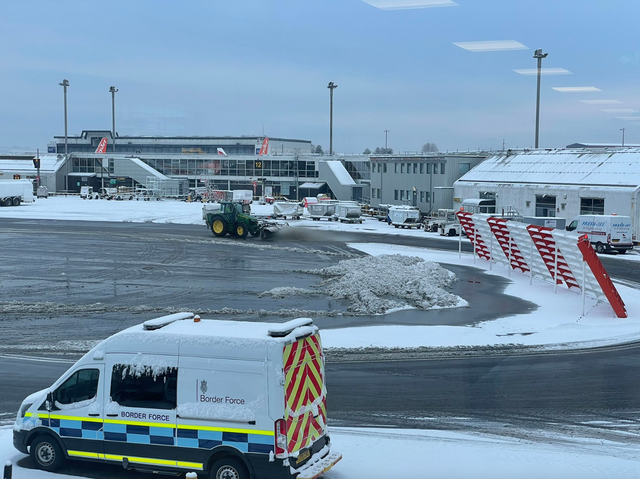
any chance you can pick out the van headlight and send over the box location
[18,402,33,419]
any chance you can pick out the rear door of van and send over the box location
[610,217,633,246]
[283,332,327,469]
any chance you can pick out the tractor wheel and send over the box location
[212,217,228,237]
[235,223,248,238]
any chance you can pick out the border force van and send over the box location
[566,215,634,253]
[13,313,341,479]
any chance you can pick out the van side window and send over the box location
[54,368,99,407]
[110,364,177,410]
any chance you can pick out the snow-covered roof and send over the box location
[300,182,325,189]
[326,160,356,186]
[456,149,640,188]
[0,154,65,173]
[95,317,318,360]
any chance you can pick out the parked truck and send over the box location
[0,179,34,206]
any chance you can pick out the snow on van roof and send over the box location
[102,317,318,352]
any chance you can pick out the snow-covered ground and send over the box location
[321,243,640,350]
[3,425,640,479]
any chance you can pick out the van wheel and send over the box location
[30,436,65,471]
[595,243,605,254]
[210,457,248,479]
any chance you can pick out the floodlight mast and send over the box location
[534,49,548,149]
[328,82,338,155]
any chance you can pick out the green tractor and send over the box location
[204,201,280,239]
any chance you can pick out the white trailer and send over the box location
[0,179,34,206]
[335,202,363,223]
[273,201,303,219]
[388,205,421,229]
[307,200,339,221]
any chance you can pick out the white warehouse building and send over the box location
[453,148,640,238]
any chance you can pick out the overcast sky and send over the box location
[1,0,639,154]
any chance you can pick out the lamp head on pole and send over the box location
[327,81,337,90]
[533,49,548,59]
[109,86,118,94]
[59,79,69,87]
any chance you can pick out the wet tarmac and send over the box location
[0,219,534,350]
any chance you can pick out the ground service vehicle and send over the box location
[0,179,34,206]
[335,202,363,223]
[36,186,49,198]
[566,215,634,253]
[424,209,457,233]
[273,201,303,220]
[204,201,281,238]
[14,313,341,479]
[307,200,338,221]
[388,205,421,229]
[233,189,253,204]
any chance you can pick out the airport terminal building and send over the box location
[1,130,368,201]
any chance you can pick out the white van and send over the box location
[566,215,634,253]
[13,313,341,479]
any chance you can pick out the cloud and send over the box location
[552,86,602,93]
[453,40,528,52]
[361,0,457,9]
[513,68,572,76]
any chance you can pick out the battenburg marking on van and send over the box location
[284,334,326,453]
[34,414,273,451]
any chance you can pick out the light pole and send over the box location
[294,148,300,201]
[533,49,548,149]
[384,129,389,151]
[59,79,69,192]
[621,128,626,147]
[327,82,338,155]
[59,79,70,156]
[109,86,118,152]
[107,86,118,193]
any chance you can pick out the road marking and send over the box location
[0,354,75,364]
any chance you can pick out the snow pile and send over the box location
[302,255,465,315]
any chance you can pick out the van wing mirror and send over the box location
[46,392,53,411]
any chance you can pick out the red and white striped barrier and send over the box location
[457,211,627,318]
